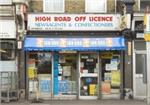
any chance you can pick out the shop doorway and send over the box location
[79,52,99,99]
[27,52,52,100]
[54,51,78,99]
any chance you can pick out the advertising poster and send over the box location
[39,79,51,93]
[28,67,36,79]
[89,84,96,95]
[111,71,120,87]
[101,82,111,94]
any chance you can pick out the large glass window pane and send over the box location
[57,53,77,95]
[100,51,121,98]
[85,0,107,13]
[27,52,52,99]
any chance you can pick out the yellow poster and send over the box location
[111,71,120,87]
[28,67,36,79]
[89,84,96,95]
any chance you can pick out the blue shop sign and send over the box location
[24,37,125,51]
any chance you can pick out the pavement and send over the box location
[0,100,147,105]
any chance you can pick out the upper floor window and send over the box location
[43,0,64,13]
[85,0,107,13]
[134,20,144,32]
[140,0,150,12]
[0,41,16,61]
[132,0,150,13]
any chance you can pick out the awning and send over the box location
[24,37,125,51]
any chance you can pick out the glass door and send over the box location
[79,52,99,99]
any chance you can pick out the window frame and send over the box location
[43,0,65,13]
[139,0,150,12]
[85,0,107,13]
[0,40,16,61]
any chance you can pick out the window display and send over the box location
[27,52,52,99]
[100,51,121,99]
[57,53,77,95]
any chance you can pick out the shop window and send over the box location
[57,53,77,95]
[85,0,107,13]
[43,0,64,13]
[28,52,52,74]
[100,51,121,98]
[27,52,52,99]
[0,41,15,61]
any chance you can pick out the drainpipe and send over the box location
[123,0,135,99]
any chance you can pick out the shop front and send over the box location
[24,37,125,100]
[25,13,125,100]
